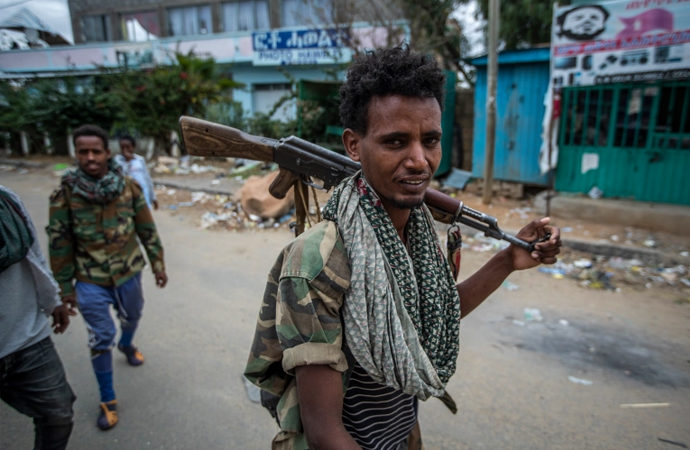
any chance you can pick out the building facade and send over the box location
[67,0,373,44]
[1,1,406,120]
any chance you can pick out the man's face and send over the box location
[344,95,442,215]
[563,7,606,37]
[119,139,135,161]
[75,135,110,179]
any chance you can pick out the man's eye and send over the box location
[424,137,441,147]
[385,139,404,148]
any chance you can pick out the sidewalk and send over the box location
[539,194,690,266]
[546,194,690,237]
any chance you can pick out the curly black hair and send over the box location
[73,124,109,150]
[119,133,136,146]
[339,45,445,135]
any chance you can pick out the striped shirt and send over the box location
[342,361,418,450]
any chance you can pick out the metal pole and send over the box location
[482,0,499,205]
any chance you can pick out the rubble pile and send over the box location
[464,232,689,292]
[540,249,688,292]
[156,186,294,231]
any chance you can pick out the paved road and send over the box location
[2,169,689,449]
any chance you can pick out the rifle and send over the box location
[179,116,544,252]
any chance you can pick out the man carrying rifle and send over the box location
[245,45,561,449]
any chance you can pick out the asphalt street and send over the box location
[2,168,689,450]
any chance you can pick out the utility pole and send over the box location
[483,0,499,204]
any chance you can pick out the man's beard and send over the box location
[391,196,425,210]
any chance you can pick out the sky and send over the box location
[0,0,73,43]
[452,0,485,57]
[0,0,482,51]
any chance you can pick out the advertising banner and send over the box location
[539,0,690,173]
[551,0,690,87]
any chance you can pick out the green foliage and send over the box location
[0,76,123,155]
[111,50,242,153]
[396,0,475,84]
[0,48,345,156]
[246,112,296,140]
[205,101,246,129]
[476,0,558,49]
[0,50,243,156]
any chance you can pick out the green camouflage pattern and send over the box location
[244,221,350,449]
[47,177,165,296]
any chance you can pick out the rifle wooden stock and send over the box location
[179,116,277,161]
[179,116,537,251]
[180,116,297,198]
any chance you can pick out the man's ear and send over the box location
[342,129,361,162]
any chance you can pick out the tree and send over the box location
[0,81,33,154]
[397,0,476,84]
[476,0,559,50]
[111,50,242,154]
[33,77,123,154]
[0,76,122,155]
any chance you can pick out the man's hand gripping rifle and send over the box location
[179,116,546,252]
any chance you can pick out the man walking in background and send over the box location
[114,134,158,210]
[47,124,167,431]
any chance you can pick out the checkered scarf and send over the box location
[61,160,124,204]
[323,173,460,404]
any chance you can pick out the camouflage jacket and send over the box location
[244,220,351,450]
[47,176,165,296]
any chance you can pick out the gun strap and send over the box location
[293,180,309,237]
[293,179,324,237]
[310,184,322,223]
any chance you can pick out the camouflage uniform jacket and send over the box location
[47,176,165,296]
[244,220,351,450]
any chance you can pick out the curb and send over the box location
[0,158,49,168]
[560,237,689,267]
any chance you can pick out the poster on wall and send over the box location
[539,0,690,174]
[551,0,690,88]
